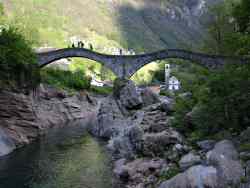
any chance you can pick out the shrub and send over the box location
[41,68,91,91]
[0,27,40,89]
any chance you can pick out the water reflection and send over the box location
[0,120,112,188]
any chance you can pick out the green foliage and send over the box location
[203,0,250,56]
[160,166,180,181]
[0,27,40,89]
[197,64,250,133]
[233,0,250,33]
[172,94,197,133]
[239,143,250,152]
[173,63,250,138]
[90,86,113,95]
[41,68,91,91]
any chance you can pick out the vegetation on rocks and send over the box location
[41,68,91,91]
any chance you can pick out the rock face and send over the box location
[113,79,142,110]
[0,84,98,156]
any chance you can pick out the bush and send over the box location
[0,27,40,89]
[41,68,91,91]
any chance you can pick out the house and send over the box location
[91,78,104,87]
[168,76,180,91]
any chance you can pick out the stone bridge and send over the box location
[37,48,250,78]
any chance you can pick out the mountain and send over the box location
[1,0,219,83]
[2,0,218,52]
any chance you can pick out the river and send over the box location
[0,120,112,188]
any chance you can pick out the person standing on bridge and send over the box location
[78,41,84,48]
[89,43,93,51]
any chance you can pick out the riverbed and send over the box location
[0,120,112,188]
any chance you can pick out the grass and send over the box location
[90,86,113,95]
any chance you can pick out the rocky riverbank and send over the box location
[88,79,250,188]
[0,84,99,157]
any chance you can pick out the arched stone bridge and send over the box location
[37,48,249,78]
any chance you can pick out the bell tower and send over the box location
[165,64,170,90]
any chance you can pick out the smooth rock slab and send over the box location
[206,140,244,187]
[0,128,16,157]
[197,140,216,151]
[179,152,202,170]
[159,165,218,188]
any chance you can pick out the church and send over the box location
[165,64,181,91]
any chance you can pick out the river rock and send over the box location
[142,130,183,157]
[159,165,218,188]
[197,140,216,151]
[206,140,244,187]
[140,88,160,107]
[159,96,175,114]
[114,158,130,181]
[179,152,202,170]
[116,158,167,187]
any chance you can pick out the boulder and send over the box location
[142,130,183,157]
[240,127,250,143]
[113,158,129,182]
[159,165,218,188]
[179,152,202,170]
[140,88,160,107]
[206,140,244,187]
[197,140,216,152]
[117,158,167,186]
[113,78,142,110]
[88,96,125,139]
[159,97,175,114]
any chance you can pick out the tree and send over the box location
[203,0,250,56]
[233,0,250,33]
[0,27,40,89]
[0,3,4,16]
[203,2,235,55]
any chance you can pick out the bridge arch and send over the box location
[37,48,249,78]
